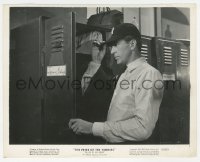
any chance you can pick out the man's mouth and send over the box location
[114,56,120,60]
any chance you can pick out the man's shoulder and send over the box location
[134,62,162,80]
[144,62,160,74]
[140,62,160,73]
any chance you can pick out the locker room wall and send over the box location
[140,8,155,37]
[161,8,190,39]
[123,7,189,39]
[162,18,190,39]
[10,7,87,29]
[10,7,189,39]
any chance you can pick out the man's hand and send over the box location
[68,119,93,135]
[91,41,106,64]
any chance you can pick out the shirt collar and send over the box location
[126,57,146,72]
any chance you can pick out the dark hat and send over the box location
[105,23,141,46]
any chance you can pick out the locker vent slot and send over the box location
[180,48,189,66]
[141,43,148,61]
[163,46,173,65]
[50,25,64,53]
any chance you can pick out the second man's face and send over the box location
[110,39,132,65]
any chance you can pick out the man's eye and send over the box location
[112,42,117,46]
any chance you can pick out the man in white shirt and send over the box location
[69,23,164,144]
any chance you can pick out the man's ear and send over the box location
[130,39,137,50]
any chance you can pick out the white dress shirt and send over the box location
[92,57,164,143]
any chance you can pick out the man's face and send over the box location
[110,39,132,65]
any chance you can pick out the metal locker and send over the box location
[175,40,190,144]
[152,37,184,144]
[176,40,190,91]
[141,35,157,67]
[43,12,76,144]
[152,37,179,80]
[10,12,84,144]
[9,17,45,144]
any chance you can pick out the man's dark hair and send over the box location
[123,35,141,52]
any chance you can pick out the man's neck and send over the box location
[126,51,141,65]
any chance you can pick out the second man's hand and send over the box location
[68,119,93,135]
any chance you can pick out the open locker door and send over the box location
[43,12,76,144]
[9,17,45,144]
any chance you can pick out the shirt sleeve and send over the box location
[83,61,101,77]
[92,69,164,143]
[81,61,101,91]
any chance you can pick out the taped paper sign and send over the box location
[162,73,176,81]
[47,65,66,76]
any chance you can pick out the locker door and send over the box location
[153,38,183,144]
[176,40,190,94]
[153,38,179,78]
[9,17,45,144]
[43,12,76,144]
[176,40,190,144]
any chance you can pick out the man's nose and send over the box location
[111,46,117,55]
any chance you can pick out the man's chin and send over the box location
[116,60,122,64]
